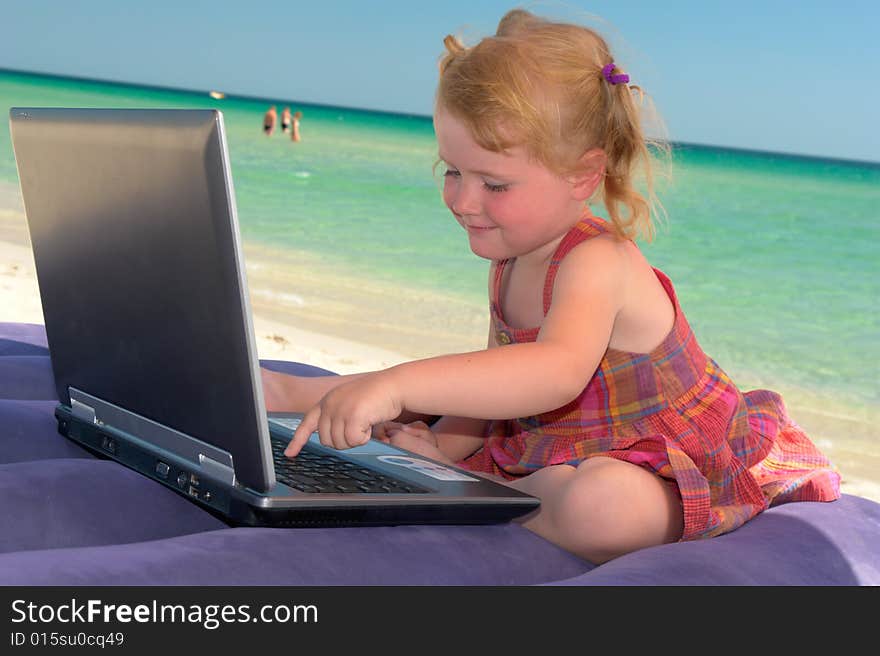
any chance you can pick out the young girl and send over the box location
[262,9,840,564]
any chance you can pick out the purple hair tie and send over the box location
[602,63,629,85]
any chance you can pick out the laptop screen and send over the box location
[10,108,274,492]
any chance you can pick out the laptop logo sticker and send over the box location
[377,456,480,482]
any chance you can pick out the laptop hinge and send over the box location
[199,453,235,486]
[68,387,237,487]
[71,397,97,424]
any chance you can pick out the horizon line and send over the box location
[2,67,878,168]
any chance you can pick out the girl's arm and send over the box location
[287,239,624,455]
[430,414,486,461]
[376,415,486,463]
[262,368,438,424]
[262,368,370,413]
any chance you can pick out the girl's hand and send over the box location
[374,421,453,464]
[286,372,403,456]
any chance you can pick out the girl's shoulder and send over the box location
[555,234,674,353]
[555,232,632,285]
[550,231,657,314]
[545,234,631,324]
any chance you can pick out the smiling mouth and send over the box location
[465,224,495,232]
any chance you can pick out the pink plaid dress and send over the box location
[457,216,841,540]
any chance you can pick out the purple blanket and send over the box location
[1,322,877,585]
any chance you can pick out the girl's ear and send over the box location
[568,148,607,201]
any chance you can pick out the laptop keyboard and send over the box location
[270,438,428,494]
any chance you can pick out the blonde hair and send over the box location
[437,8,667,241]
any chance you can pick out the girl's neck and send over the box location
[511,207,594,268]
[514,236,564,269]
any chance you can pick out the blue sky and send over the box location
[1,0,877,162]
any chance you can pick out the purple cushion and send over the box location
[261,359,337,378]
[0,459,227,554]
[0,522,589,586]
[1,321,878,585]
[0,400,94,462]
[0,356,57,399]
[0,322,49,353]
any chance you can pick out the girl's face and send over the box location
[434,107,587,263]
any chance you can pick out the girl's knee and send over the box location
[546,457,684,563]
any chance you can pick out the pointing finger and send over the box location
[286,405,320,457]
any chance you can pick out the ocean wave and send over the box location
[252,288,305,307]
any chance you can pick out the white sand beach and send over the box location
[1,189,878,504]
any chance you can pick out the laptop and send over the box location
[8,107,539,527]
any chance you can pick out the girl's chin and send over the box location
[467,236,506,260]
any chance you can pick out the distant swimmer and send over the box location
[281,106,292,134]
[263,105,277,136]
[291,110,302,142]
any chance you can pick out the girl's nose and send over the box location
[451,181,480,216]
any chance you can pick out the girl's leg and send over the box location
[507,456,684,564]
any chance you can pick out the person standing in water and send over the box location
[263,105,277,136]
[291,110,303,142]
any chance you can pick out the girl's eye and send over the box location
[442,167,507,192]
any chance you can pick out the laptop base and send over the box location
[56,406,532,527]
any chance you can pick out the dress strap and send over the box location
[541,215,610,315]
[490,258,506,313]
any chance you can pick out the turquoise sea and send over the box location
[1,69,878,456]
